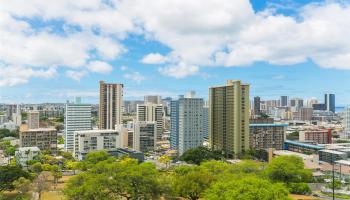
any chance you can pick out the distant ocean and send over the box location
[336,106,345,113]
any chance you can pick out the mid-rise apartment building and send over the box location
[133,121,156,152]
[249,123,287,150]
[20,128,57,152]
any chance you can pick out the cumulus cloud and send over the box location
[2,0,350,85]
[159,62,199,79]
[126,0,350,71]
[141,53,167,64]
[0,65,56,86]
[65,70,87,82]
[123,72,146,83]
[87,61,113,74]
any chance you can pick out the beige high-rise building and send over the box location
[27,111,39,129]
[99,81,123,129]
[209,80,250,158]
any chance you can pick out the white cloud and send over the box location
[65,70,87,82]
[159,62,199,79]
[0,65,57,86]
[141,53,167,64]
[123,72,146,83]
[2,0,350,84]
[87,61,113,74]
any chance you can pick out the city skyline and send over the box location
[2,0,350,105]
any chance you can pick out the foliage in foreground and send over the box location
[63,151,312,200]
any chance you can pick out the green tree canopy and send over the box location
[171,165,215,200]
[204,176,290,200]
[180,146,224,165]
[64,158,164,200]
[0,166,31,191]
[265,155,312,184]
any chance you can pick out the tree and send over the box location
[84,150,110,165]
[32,171,51,200]
[0,166,30,191]
[0,141,16,156]
[204,176,290,200]
[13,177,32,196]
[51,165,63,188]
[57,136,64,144]
[287,131,299,140]
[326,179,342,190]
[265,155,312,184]
[64,158,164,200]
[171,165,215,200]
[158,155,171,169]
[30,162,43,174]
[265,155,312,194]
[180,146,223,165]
[288,182,312,194]
[65,161,79,174]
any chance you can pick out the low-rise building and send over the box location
[299,129,332,144]
[15,146,40,167]
[20,128,57,152]
[74,129,123,160]
[107,148,144,163]
[319,149,347,163]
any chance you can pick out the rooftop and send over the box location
[17,146,40,151]
[285,140,324,150]
[319,149,347,155]
[22,128,57,132]
[75,129,118,134]
[250,123,288,127]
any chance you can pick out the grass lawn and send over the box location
[321,191,350,199]
[41,191,64,200]
[2,191,31,200]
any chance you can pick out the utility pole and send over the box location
[332,154,335,200]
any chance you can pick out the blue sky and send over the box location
[1,0,350,105]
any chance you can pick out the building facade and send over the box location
[253,96,261,116]
[209,80,250,157]
[345,106,350,133]
[280,96,289,107]
[325,94,335,113]
[177,96,204,155]
[249,124,287,150]
[170,99,180,150]
[20,128,57,152]
[136,103,163,140]
[144,95,162,104]
[15,147,41,167]
[133,121,156,152]
[299,129,332,144]
[27,111,39,129]
[99,81,123,129]
[74,129,122,160]
[64,101,92,152]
